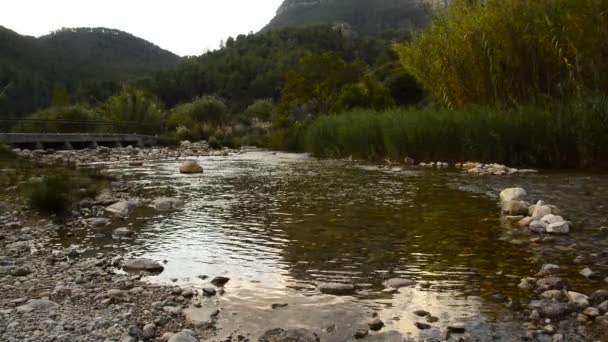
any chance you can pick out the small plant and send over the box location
[27,173,73,215]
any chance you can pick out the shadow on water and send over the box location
[53,152,571,340]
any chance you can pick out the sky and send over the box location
[0,0,285,56]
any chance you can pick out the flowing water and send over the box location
[53,151,608,341]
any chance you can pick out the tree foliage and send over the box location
[394,0,608,108]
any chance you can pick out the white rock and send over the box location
[567,291,590,308]
[502,200,530,216]
[105,200,138,218]
[179,160,203,174]
[530,220,549,233]
[168,332,198,342]
[532,201,554,218]
[546,221,571,235]
[541,214,565,224]
[500,188,527,203]
[123,258,164,272]
[384,278,417,289]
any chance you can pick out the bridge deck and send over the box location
[0,133,157,148]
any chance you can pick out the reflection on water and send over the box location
[55,151,548,340]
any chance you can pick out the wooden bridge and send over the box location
[0,119,160,150]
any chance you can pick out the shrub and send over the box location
[27,174,73,215]
[338,77,395,111]
[101,87,165,134]
[167,96,227,130]
[244,99,275,122]
[16,105,97,133]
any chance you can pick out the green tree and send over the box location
[244,99,275,122]
[338,76,395,111]
[279,52,366,115]
[50,82,71,107]
[101,87,164,134]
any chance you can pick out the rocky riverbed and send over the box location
[2,145,608,341]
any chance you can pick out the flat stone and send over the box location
[384,278,416,289]
[583,307,600,318]
[182,304,219,328]
[580,268,595,279]
[202,287,216,297]
[123,258,164,272]
[16,299,59,313]
[590,290,608,305]
[318,283,356,295]
[502,200,530,216]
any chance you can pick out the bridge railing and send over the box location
[0,119,163,136]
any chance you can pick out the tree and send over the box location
[279,52,366,116]
[244,99,275,122]
[338,76,395,111]
[50,82,71,107]
[101,87,164,134]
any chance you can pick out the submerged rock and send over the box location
[123,258,164,272]
[259,328,320,342]
[182,305,219,329]
[152,197,185,211]
[105,200,138,217]
[179,160,203,174]
[384,278,416,289]
[318,283,356,295]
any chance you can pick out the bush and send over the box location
[16,105,97,133]
[304,97,608,168]
[244,99,275,122]
[338,77,395,111]
[27,174,73,215]
[395,0,608,108]
[101,87,165,134]
[167,96,227,130]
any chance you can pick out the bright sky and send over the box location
[0,0,284,56]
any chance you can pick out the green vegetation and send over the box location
[394,0,608,108]
[304,96,608,168]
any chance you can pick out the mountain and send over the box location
[0,26,180,118]
[264,0,430,35]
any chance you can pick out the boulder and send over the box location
[567,291,590,308]
[502,200,530,216]
[403,157,415,165]
[529,220,548,233]
[259,328,320,342]
[517,216,536,227]
[123,258,164,272]
[179,160,203,174]
[384,278,416,289]
[211,276,230,287]
[580,268,595,279]
[546,221,571,234]
[589,290,608,305]
[113,227,134,236]
[500,188,527,203]
[532,201,560,217]
[87,217,111,228]
[318,283,356,295]
[105,200,138,218]
[529,300,575,318]
[541,214,565,224]
[151,197,185,211]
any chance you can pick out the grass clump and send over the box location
[26,173,73,215]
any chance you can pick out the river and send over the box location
[52,150,608,341]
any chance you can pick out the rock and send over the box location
[318,283,355,295]
[502,200,530,216]
[580,268,595,279]
[536,277,569,291]
[518,216,536,227]
[532,201,558,218]
[87,217,110,228]
[258,328,320,342]
[518,278,535,291]
[271,303,288,309]
[182,305,219,328]
[353,328,368,339]
[113,227,134,236]
[161,332,174,341]
[384,278,416,289]
[168,332,198,342]
[426,315,439,323]
[567,291,590,308]
[540,264,561,273]
[211,276,230,287]
[530,220,549,233]
[447,324,466,334]
[11,266,31,277]
[583,307,600,318]
[128,325,142,337]
[541,290,563,300]
[590,290,608,305]
[529,300,574,318]
[16,299,59,313]
[403,157,415,165]
[123,258,164,272]
[151,197,185,211]
[500,188,527,203]
[367,318,384,331]
[414,322,431,330]
[202,287,216,297]
[530,310,540,320]
[181,289,194,298]
[96,190,119,206]
[105,200,137,217]
[541,214,565,224]
[142,324,156,338]
[546,221,571,234]
[597,300,608,314]
[179,160,203,174]
[413,309,430,317]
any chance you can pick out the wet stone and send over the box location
[211,276,230,287]
[318,283,355,295]
[258,328,320,342]
[414,322,431,330]
[367,318,384,331]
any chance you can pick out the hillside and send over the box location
[264,0,429,35]
[0,26,180,118]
